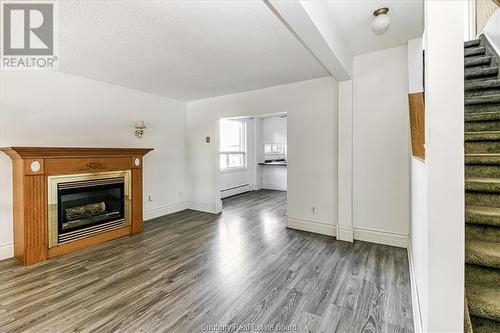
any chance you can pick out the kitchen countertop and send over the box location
[258,162,287,166]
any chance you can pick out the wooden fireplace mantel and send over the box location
[0,146,153,265]
[1,146,153,159]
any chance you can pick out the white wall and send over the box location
[483,8,500,54]
[187,77,338,230]
[0,71,188,259]
[407,36,426,332]
[337,80,354,242]
[421,1,464,331]
[352,45,411,247]
[408,38,424,94]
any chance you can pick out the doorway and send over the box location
[217,112,287,208]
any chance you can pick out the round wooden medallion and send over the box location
[30,160,41,172]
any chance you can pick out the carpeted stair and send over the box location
[464,35,500,333]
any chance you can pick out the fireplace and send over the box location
[48,171,131,248]
[0,147,152,265]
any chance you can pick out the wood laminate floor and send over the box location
[0,190,413,333]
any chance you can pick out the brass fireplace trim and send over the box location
[47,170,132,248]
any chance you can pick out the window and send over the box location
[264,143,287,157]
[220,119,247,170]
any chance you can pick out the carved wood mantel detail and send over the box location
[0,147,153,265]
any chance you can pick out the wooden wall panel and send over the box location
[45,157,131,175]
[131,168,144,234]
[23,175,48,265]
[409,93,425,160]
[12,160,25,262]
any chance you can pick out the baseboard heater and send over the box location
[220,183,250,198]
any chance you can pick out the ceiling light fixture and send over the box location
[372,7,390,35]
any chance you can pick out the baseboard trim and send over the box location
[408,238,423,333]
[261,183,287,191]
[286,219,408,248]
[188,201,219,214]
[0,243,14,260]
[337,226,354,242]
[353,227,408,248]
[144,202,188,221]
[287,218,336,236]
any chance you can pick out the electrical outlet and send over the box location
[311,207,316,214]
[148,194,154,202]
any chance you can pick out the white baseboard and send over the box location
[0,243,14,260]
[188,201,219,214]
[286,219,408,249]
[144,202,188,221]
[407,238,423,333]
[287,218,336,236]
[337,226,354,242]
[261,183,287,191]
[353,227,408,248]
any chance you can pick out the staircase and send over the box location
[464,35,500,333]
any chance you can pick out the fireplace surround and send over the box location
[0,147,152,265]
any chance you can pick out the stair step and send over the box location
[465,39,481,48]
[465,131,500,141]
[465,140,500,153]
[466,164,500,178]
[466,94,500,106]
[465,94,500,106]
[466,224,500,242]
[466,164,500,179]
[466,264,500,284]
[465,67,499,80]
[465,120,500,132]
[466,191,500,207]
[466,154,500,165]
[467,281,500,321]
[466,177,500,192]
[466,153,500,164]
[466,206,500,226]
[465,56,492,68]
[466,104,500,114]
[465,79,500,91]
[465,47,486,57]
[465,111,500,122]
[465,239,500,268]
[470,316,500,333]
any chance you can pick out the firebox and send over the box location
[48,171,131,247]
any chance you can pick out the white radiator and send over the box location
[220,183,250,198]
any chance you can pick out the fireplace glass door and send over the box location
[57,177,125,243]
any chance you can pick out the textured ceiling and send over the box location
[58,1,329,101]
[324,0,424,55]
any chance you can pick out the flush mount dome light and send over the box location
[372,7,390,35]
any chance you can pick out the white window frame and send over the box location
[219,120,247,172]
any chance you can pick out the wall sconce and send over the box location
[135,120,146,138]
